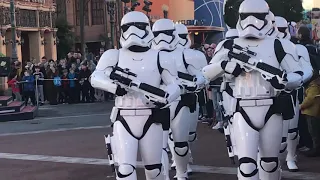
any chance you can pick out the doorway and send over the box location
[21,31,30,65]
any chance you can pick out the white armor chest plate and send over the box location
[172,49,188,74]
[115,49,161,109]
[232,38,279,99]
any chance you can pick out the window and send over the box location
[75,0,89,26]
[91,0,104,25]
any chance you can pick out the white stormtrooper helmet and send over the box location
[236,0,272,39]
[175,24,191,49]
[274,16,291,40]
[265,11,279,37]
[120,11,154,49]
[151,19,180,51]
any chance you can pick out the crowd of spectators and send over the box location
[7,52,112,106]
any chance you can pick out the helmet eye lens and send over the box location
[278,27,287,33]
[240,13,268,21]
[121,22,148,32]
[178,34,188,39]
[153,30,174,37]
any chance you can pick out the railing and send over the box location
[16,0,46,3]
[5,78,85,107]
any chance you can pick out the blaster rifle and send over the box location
[218,100,235,164]
[178,71,198,92]
[228,44,285,82]
[110,66,169,105]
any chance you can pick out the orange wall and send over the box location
[134,0,170,20]
[169,0,194,21]
[133,0,194,21]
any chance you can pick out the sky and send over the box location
[303,0,314,10]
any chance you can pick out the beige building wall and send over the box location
[0,36,6,56]
[29,31,44,63]
[169,0,194,21]
[5,31,22,62]
[44,32,57,60]
[66,0,107,43]
[315,0,320,8]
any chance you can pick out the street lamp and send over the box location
[143,0,152,16]
[106,0,116,49]
[10,0,18,62]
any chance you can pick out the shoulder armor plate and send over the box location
[296,44,310,61]
[214,39,234,55]
[159,51,178,76]
[183,49,207,70]
[96,49,119,71]
[278,39,299,61]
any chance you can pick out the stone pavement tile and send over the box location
[0,123,319,175]
[0,159,239,180]
[0,128,112,159]
[0,159,294,180]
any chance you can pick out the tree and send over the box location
[223,0,243,28]
[55,17,75,60]
[266,0,303,22]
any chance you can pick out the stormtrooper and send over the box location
[90,11,181,180]
[220,0,240,161]
[220,25,239,162]
[152,21,207,180]
[266,11,279,38]
[202,0,304,179]
[274,16,313,172]
[175,23,208,175]
[150,18,181,180]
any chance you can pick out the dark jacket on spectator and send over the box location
[22,75,35,91]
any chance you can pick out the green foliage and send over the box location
[223,0,243,28]
[55,17,75,60]
[266,0,304,22]
[0,53,5,57]
[131,0,138,2]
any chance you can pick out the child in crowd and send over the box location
[33,65,45,105]
[22,70,36,106]
[68,68,77,103]
[60,69,69,104]
[71,63,81,102]
[78,61,91,103]
[7,74,22,101]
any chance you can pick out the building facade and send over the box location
[60,0,225,54]
[0,0,57,63]
[57,0,112,55]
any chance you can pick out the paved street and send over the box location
[0,102,320,180]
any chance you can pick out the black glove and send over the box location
[221,61,243,77]
[153,101,167,108]
[115,86,127,96]
[185,85,198,92]
[268,74,287,90]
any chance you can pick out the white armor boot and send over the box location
[175,23,208,178]
[275,16,313,172]
[151,18,182,180]
[202,0,303,179]
[91,11,181,180]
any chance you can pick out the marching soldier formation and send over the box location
[90,0,319,179]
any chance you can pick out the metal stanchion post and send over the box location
[35,76,39,107]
